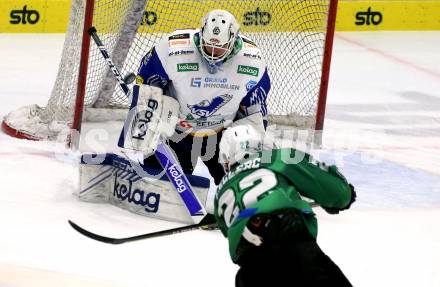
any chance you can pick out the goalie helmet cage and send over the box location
[2,0,338,147]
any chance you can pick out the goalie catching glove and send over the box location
[119,84,180,156]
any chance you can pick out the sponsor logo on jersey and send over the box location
[242,37,258,48]
[169,39,191,47]
[191,77,202,88]
[241,37,257,49]
[244,42,258,49]
[246,80,258,91]
[205,77,227,84]
[169,33,190,40]
[112,169,160,213]
[180,115,226,130]
[169,50,194,56]
[355,7,383,26]
[237,65,259,77]
[202,77,240,90]
[179,114,226,133]
[243,52,261,60]
[195,118,225,127]
[187,94,233,117]
[177,63,199,72]
[179,120,193,128]
[10,5,40,25]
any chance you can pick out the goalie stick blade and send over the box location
[68,216,217,245]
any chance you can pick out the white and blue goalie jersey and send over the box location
[136,29,271,137]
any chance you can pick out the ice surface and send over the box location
[0,31,440,286]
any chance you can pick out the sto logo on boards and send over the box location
[355,7,383,26]
[10,5,40,25]
[243,7,271,26]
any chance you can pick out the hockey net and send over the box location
[2,0,337,146]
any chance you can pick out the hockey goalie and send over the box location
[78,9,269,224]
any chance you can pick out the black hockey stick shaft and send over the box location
[68,215,216,244]
[88,26,131,97]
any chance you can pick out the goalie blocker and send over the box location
[79,153,210,224]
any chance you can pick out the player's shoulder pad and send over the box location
[237,34,265,63]
[240,35,258,49]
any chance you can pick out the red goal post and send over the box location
[2,0,338,147]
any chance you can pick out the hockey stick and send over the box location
[87,26,208,223]
[68,215,216,244]
[88,27,132,97]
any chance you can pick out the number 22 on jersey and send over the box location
[217,169,278,227]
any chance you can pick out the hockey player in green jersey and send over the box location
[214,124,356,287]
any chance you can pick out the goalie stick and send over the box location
[68,215,217,244]
[86,26,208,223]
[88,27,132,98]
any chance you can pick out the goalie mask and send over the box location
[200,9,239,71]
[219,125,263,172]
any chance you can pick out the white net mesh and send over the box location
[3,0,334,141]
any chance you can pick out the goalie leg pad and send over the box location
[79,153,210,223]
